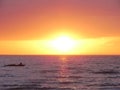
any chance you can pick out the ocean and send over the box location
[0,55,120,90]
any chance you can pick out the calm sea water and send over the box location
[0,55,120,90]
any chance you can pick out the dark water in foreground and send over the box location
[0,55,120,90]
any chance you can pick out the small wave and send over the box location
[39,70,59,73]
[58,81,80,85]
[0,74,14,77]
[92,69,119,74]
[5,84,42,90]
[7,86,74,90]
[54,75,82,79]
[86,83,120,87]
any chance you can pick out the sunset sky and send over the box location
[0,0,120,55]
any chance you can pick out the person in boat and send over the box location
[19,62,23,65]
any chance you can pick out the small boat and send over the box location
[4,63,25,67]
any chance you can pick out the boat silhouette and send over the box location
[4,63,25,67]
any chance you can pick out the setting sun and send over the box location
[0,0,120,55]
[50,36,76,52]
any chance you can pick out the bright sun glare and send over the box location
[51,36,76,52]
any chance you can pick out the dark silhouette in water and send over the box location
[4,62,25,67]
[93,69,119,74]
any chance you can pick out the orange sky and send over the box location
[0,0,120,55]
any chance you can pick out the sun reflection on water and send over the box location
[57,57,71,85]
